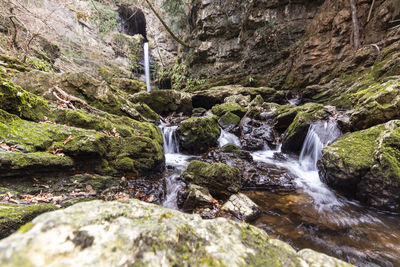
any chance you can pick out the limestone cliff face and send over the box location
[183,0,400,91]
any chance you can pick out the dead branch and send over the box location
[8,7,20,49]
[350,0,360,50]
[51,86,101,113]
[367,0,375,23]
[143,0,193,48]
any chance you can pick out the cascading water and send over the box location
[159,122,192,209]
[144,42,151,92]
[218,129,241,147]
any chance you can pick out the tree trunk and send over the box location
[350,0,360,50]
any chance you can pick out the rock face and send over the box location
[182,160,241,199]
[185,0,324,79]
[319,120,400,211]
[0,200,353,267]
[178,116,221,154]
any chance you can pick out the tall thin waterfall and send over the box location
[144,42,151,92]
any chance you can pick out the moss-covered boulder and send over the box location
[178,116,221,154]
[0,200,352,266]
[280,103,328,154]
[192,85,284,109]
[129,90,192,115]
[348,79,400,131]
[182,160,241,199]
[0,203,57,238]
[319,120,400,211]
[0,109,164,177]
[212,102,247,118]
[218,112,241,130]
[111,77,145,94]
[0,77,49,122]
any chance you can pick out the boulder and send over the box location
[218,112,241,130]
[240,117,280,150]
[212,102,247,118]
[192,85,284,109]
[182,184,214,211]
[224,94,251,107]
[182,160,241,199]
[130,89,192,115]
[0,203,57,238]
[319,120,400,211]
[221,193,261,222]
[178,116,221,154]
[0,200,352,266]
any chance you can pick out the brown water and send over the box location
[245,190,400,267]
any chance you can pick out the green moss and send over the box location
[0,77,49,121]
[26,57,52,72]
[178,116,221,153]
[218,112,240,129]
[0,203,57,238]
[0,151,74,170]
[18,222,34,234]
[212,102,247,118]
[111,77,145,94]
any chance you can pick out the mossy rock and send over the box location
[0,152,74,177]
[0,109,164,177]
[111,77,145,94]
[192,85,284,110]
[212,102,247,118]
[129,90,192,116]
[178,116,221,154]
[218,112,241,130]
[280,103,328,154]
[182,160,241,199]
[319,120,400,211]
[0,199,352,266]
[0,77,49,122]
[0,203,57,238]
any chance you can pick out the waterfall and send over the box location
[144,42,151,92]
[299,121,342,171]
[160,124,179,154]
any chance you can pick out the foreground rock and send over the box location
[178,116,221,154]
[182,160,241,199]
[0,200,353,266]
[319,120,400,211]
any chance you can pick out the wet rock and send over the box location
[280,103,328,154]
[221,193,260,222]
[182,160,241,199]
[0,203,57,238]
[182,184,214,211]
[207,147,295,191]
[319,120,400,211]
[178,116,221,154]
[130,90,192,116]
[192,85,284,109]
[0,199,353,266]
[240,117,279,150]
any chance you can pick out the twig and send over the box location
[370,44,380,52]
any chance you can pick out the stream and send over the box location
[160,119,400,267]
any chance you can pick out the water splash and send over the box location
[160,123,179,154]
[218,129,241,147]
[144,42,151,92]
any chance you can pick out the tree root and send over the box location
[51,86,101,113]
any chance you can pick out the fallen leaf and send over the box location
[63,135,74,145]
[86,184,95,193]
